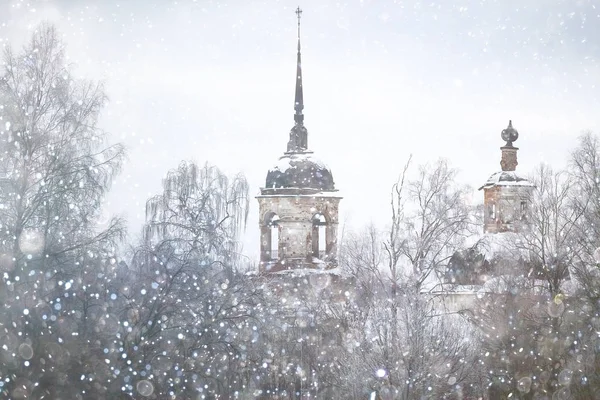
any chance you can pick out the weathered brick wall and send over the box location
[483,185,534,233]
[257,194,341,273]
[500,146,518,171]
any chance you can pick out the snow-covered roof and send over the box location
[264,151,335,191]
[269,151,329,173]
[479,171,534,190]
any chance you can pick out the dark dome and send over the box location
[265,153,335,191]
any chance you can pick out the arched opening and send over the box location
[261,213,280,261]
[489,203,496,220]
[520,200,527,220]
[312,213,327,259]
[268,214,280,260]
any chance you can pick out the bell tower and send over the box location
[479,120,535,234]
[256,8,342,273]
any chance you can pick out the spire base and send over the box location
[287,124,308,153]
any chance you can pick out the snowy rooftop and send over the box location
[264,151,336,191]
[269,151,328,173]
[479,171,534,190]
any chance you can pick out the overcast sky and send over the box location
[2,0,600,263]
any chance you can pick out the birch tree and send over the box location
[0,24,125,399]
[385,158,474,292]
[337,158,480,399]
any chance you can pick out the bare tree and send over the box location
[570,132,600,259]
[109,161,261,398]
[474,276,553,399]
[563,132,600,398]
[143,161,249,262]
[474,161,592,399]
[0,24,125,399]
[517,164,584,295]
[387,158,474,382]
[385,157,474,293]
[336,158,480,399]
[339,223,385,315]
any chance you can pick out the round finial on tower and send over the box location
[501,119,519,147]
[500,120,519,171]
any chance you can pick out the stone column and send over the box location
[259,225,270,262]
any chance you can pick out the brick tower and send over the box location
[479,120,535,233]
[256,8,342,273]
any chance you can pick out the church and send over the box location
[255,9,534,287]
[256,7,342,275]
[244,9,556,398]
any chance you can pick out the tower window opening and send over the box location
[270,225,279,260]
[489,203,496,220]
[269,215,280,260]
[262,213,280,261]
[520,201,527,220]
[312,213,327,259]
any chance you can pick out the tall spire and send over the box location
[294,6,304,125]
[287,6,308,153]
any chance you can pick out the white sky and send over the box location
[2,0,600,263]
